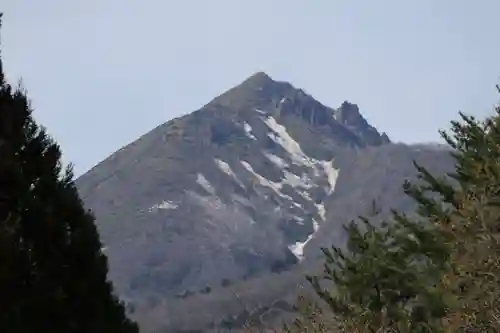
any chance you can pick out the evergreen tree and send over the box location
[289,202,450,333]
[436,100,500,331]
[0,14,138,333]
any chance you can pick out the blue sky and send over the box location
[3,1,500,176]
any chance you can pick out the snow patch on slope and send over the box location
[196,173,215,194]
[243,122,257,140]
[282,170,307,188]
[264,116,310,167]
[214,158,234,177]
[241,158,315,203]
[315,203,326,221]
[264,152,287,168]
[319,160,339,194]
[241,160,293,201]
[288,219,321,260]
[149,200,178,212]
[261,113,339,197]
[214,158,245,189]
[257,112,340,259]
[288,233,314,261]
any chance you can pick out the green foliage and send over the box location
[301,201,450,333]
[0,16,138,333]
[435,100,500,332]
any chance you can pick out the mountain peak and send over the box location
[206,75,389,146]
[243,71,274,85]
[208,72,293,110]
[236,71,281,93]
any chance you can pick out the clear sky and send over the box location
[3,1,500,176]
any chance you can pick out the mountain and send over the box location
[75,72,455,332]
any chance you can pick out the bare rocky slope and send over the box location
[75,72,455,332]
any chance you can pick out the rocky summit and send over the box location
[75,72,455,332]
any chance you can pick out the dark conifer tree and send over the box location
[0,14,138,333]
